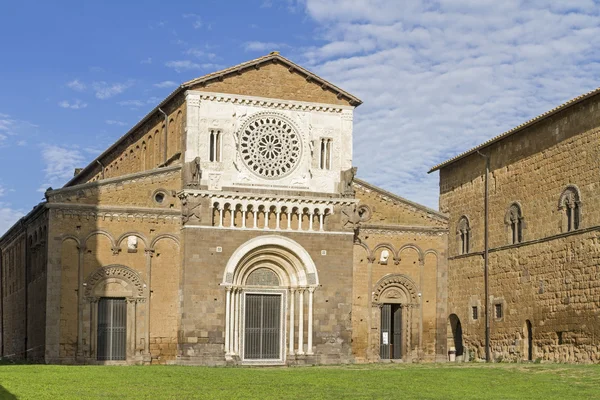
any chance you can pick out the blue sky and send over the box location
[1,0,600,234]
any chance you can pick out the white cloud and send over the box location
[165,60,222,73]
[66,79,86,91]
[58,99,88,109]
[183,13,203,29]
[141,57,153,64]
[39,144,86,191]
[153,80,179,89]
[0,185,4,197]
[105,119,128,126]
[92,80,134,99]
[117,100,146,108]
[296,0,600,209]
[185,48,217,60]
[0,201,25,237]
[243,41,288,52]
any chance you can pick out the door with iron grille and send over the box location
[380,303,402,359]
[244,294,281,360]
[97,297,127,361]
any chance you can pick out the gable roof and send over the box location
[65,52,361,188]
[428,86,600,173]
[353,178,448,221]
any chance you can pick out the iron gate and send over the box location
[97,297,127,361]
[244,294,281,359]
[380,304,402,359]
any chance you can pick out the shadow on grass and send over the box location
[0,386,17,399]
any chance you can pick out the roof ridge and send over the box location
[429,85,600,172]
[353,178,448,220]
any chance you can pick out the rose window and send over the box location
[239,115,301,179]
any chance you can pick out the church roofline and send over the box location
[64,52,361,189]
[428,86,600,173]
[353,178,448,221]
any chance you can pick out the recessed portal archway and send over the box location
[221,235,319,364]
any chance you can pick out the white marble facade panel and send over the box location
[185,91,354,194]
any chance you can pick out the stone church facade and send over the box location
[430,87,600,363]
[0,53,448,365]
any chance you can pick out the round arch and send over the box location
[222,235,319,287]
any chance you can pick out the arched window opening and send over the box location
[559,186,581,232]
[506,203,524,244]
[457,216,470,255]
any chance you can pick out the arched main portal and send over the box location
[372,274,420,361]
[221,235,319,364]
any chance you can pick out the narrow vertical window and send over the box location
[495,303,503,319]
[559,186,581,232]
[472,306,478,320]
[506,203,523,244]
[209,130,221,162]
[209,130,215,162]
[457,216,470,255]
[326,139,332,170]
[215,131,221,162]
[320,139,326,169]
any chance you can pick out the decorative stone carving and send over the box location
[183,157,202,188]
[238,112,302,179]
[84,265,146,299]
[181,196,202,225]
[127,236,138,252]
[372,274,419,304]
[379,250,390,265]
[339,167,357,197]
[341,204,361,230]
[208,173,222,191]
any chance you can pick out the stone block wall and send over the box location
[439,93,600,362]
[45,166,182,365]
[0,205,48,362]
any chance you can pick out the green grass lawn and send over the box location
[0,363,599,399]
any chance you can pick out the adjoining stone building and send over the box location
[430,88,600,363]
[0,53,448,365]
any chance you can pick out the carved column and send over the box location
[264,209,270,230]
[276,210,281,230]
[307,287,315,355]
[253,206,258,229]
[225,287,231,355]
[230,207,235,228]
[229,287,235,354]
[234,288,240,355]
[308,211,314,231]
[219,207,224,228]
[89,297,99,359]
[144,249,154,358]
[297,288,305,355]
[127,298,137,359]
[319,212,324,231]
[242,209,247,229]
[289,289,295,355]
[366,256,375,360]
[287,211,292,230]
[76,245,84,359]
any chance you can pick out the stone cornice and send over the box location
[47,165,181,200]
[180,189,357,206]
[187,90,353,113]
[359,224,448,236]
[48,203,181,224]
[448,224,600,260]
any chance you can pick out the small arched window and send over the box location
[558,185,581,232]
[506,203,524,244]
[457,216,470,255]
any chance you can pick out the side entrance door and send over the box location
[380,303,402,359]
[97,297,127,361]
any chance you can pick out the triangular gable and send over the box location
[184,52,362,107]
[353,178,448,228]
